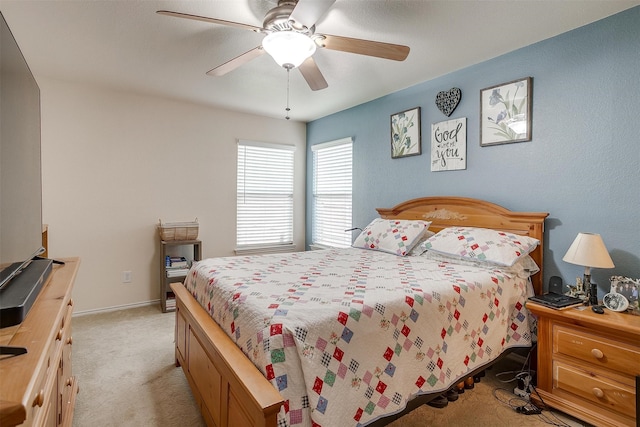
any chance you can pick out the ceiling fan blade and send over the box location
[319,34,410,61]
[290,0,336,29]
[156,10,263,32]
[298,57,328,91]
[206,47,265,77]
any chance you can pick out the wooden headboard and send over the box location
[376,196,549,295]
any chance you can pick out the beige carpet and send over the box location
[72,305,204,427]
[72,305,588,427]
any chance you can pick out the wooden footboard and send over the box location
[171,283,283,427]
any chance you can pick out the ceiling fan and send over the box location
[157,0,410,91]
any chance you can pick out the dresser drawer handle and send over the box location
[56,329,63,341]
[32,390,44,407]
[591,348,604,359]
[592,387,604,398]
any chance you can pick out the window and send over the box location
[237,140,295,252]
[312,137,353,248]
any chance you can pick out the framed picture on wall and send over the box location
[480,77,532,146]
[431,117,466,172]
[391,107,421,158]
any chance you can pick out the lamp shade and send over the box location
[562,232,614,269]
[262,31,316,69]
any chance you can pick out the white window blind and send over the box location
[237,140,295,250]
[312,137,353,248]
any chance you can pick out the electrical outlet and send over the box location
[122,271,132,283]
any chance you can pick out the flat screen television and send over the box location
[0,11,45,291]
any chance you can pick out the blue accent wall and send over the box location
[306,7,640,295]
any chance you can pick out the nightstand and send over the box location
[526,302,640,427]
[160,239,201,312]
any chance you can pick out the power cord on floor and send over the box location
[494,346,536,402]
[491,387,574,426]
[528,384,583,427]
[491,387,530,411]
[516,404,541,415]
[491,347,579,427]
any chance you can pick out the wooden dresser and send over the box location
[527,301,640,427]
[0,258,80,427]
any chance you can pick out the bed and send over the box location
[170,196,548,427]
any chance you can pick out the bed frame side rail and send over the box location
[171,283,284,427]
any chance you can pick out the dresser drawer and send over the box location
[28,337,61,427]
[554,325,640,376]
[554,361,636,419]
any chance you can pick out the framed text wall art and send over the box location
[431,117,466,172]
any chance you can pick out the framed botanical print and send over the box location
[480,77,532,146]
[391,107,421,158]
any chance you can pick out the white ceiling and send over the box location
[1,1,638,122]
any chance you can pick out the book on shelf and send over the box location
[165,291,176,310]
[166,268,189,278]
[165,256,189,268]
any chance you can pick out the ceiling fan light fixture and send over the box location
[262,31,316,69]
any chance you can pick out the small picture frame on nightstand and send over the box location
[609,275,639,315]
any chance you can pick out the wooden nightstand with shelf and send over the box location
[160,240,201,313]
[527,301,640,427]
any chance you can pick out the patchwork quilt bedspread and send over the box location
[184,248,535,427]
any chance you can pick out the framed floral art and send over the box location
[480,77,532,146]
[391,107,421,158]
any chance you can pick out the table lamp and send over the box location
[562,233,615,305]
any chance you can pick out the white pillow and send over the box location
[423,227,539,266]
[421,251,540,278]
[353,218,432,256]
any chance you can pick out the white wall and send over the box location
[39,78,306,313]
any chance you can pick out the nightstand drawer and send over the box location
[554,361,636,419]
[554,325,640,376]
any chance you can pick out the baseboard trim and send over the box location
[73,299,160,317]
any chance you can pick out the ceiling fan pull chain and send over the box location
[285,67,291,120]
